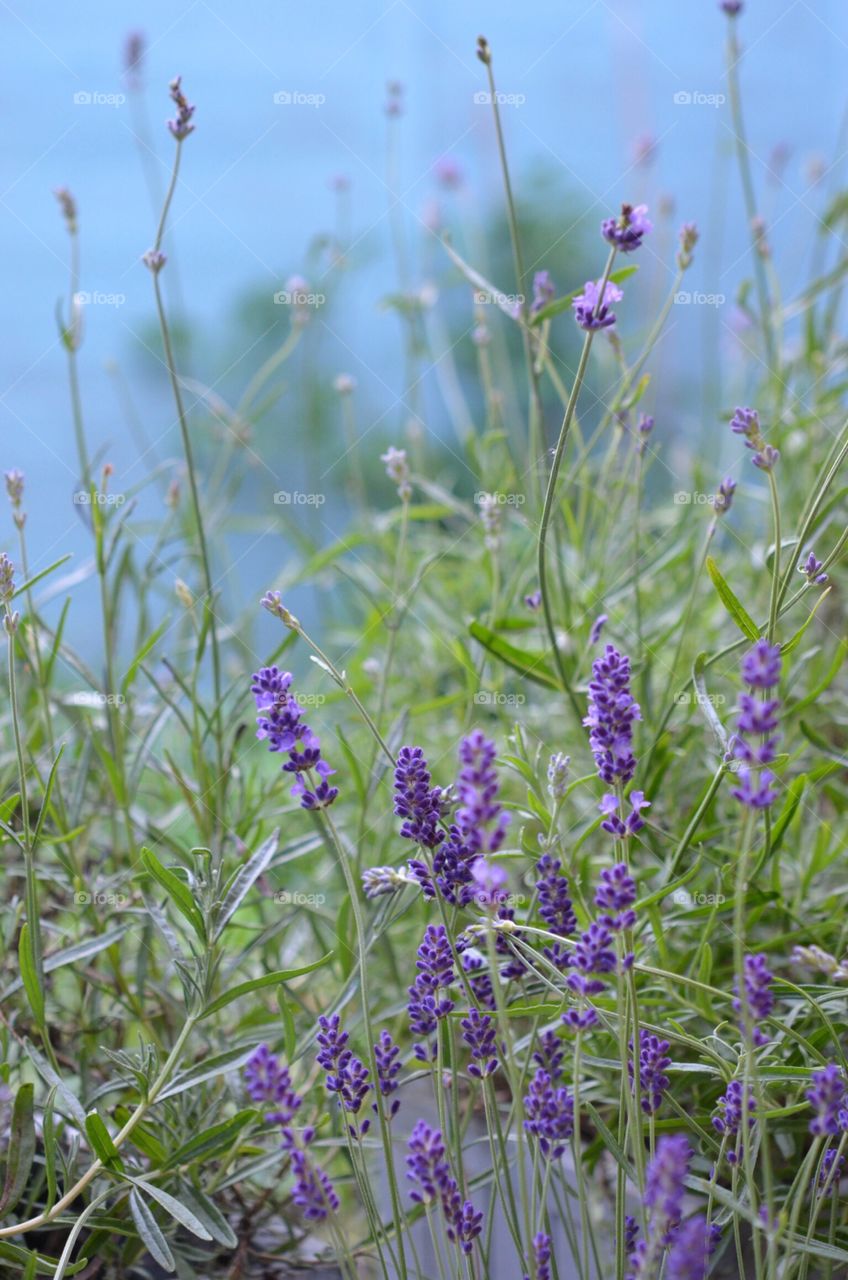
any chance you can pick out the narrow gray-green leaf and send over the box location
[129,1189,175,1272]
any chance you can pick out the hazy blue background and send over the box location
[2,0,846,648]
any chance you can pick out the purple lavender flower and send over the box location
[316,1014,348,1071]
[666,1215,713,1280]
[731,641,781,810]
[720,1,743,13]
[584,644,642,785]
[677,222,699,270]
[533,1029,565,1079]
[715,476,736,514]
[712,1079,755,1162]
[244,1044,303,1127]
[547,752,571,799]
[535,854,576,969]
[362,864,415,897]
[599,792,650,841]
[461,1007,498,1078]
[315,1015,371,1131]
[406,1121,482,1253]
[523,1068,574,1158]
[470,856,508,906]
[374,1030,402,1116]
[456,730,509,855]
[124,31,145,86]
[573,279,623,331]
[394,745,445,848]
[799,550,828,585]
[566,920,618,996]
[408,925,455,1057]
[525,1232,552,1280]
[251,665,338,809]
[732,953,774,1046]
[589,613,608,645]
[806,1064,848,1136]
[729,405,779,470]
[291,1148,339,1220]
[524,589,542,611]
[644,1134,691,1223]
[629,1030,671,1115]
[531,271,556,316]
[167,76,195,141]
[602,203,652,253]
[637,414,655,454]
[818,1147,845,1195]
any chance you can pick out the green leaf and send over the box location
[705,556,759,640]
[127,1179,212,1241]
[1,925,130,1001]
[121,621,168,697]
[781,586,832,655]
[692,653,729,751]
[469,621,560,690]
[214,830,278,937]
[0,1083,35,1215]
[199,954,334,1020]
[129,1188,175,1272]
[164,1110,254,1169]
[176,1182,238,1248]
[158,1046,256,1100]
[85,1112,124,1172]
[11,555,72,601]
[140,848,206,942]
[18,926,44,1025]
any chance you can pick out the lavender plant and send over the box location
[1,10,847,1280]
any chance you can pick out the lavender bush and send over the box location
[0,8,847,1279]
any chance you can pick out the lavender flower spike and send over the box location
[806,1064,848,1136]
[629,1030,671,1115]
[291,1148,339,1220]
[602,203,652,253]
[732,953,774,1046]
[573,278,623,331]
[799,550,828,585]
[584,644,642,785]
[167,76,196,140]
[456,730,509,855]
[251,665,338,809]
[523,1068,574,1157]
[393,745,445,848]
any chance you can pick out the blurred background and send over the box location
[2,0,847,649]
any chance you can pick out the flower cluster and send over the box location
[730,639,781,809]
[251,665,338,809]
[535,854,576,970]
[4,470,25,529]
[629,1136,716,1279]
[373,1029,402,1117]
[677,221,699,270]
[393,745,445,848]
[243,1046,338,1222]
[806,1064,848,1136]
[547,751,570,799]
[714,475,736,515]
[572,278,623,331]
[381,445,412,501]
[730,405,779,471]
[799,550,828,585]
[460,1007,498,1078]
[167,76,195,141]
[408,924,455,1059]
[599,791,650,840]
[629,1030,672,1115]
[584,645,642,785]
[564,918,618,1024]
[531,270,556,315]
[602,203,652,253]
[732,953,775,1045]
[523,1068,574,1158]
[712,1079,755,1163]
[315,1014,371,1135]
[406,1121,482,1255]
